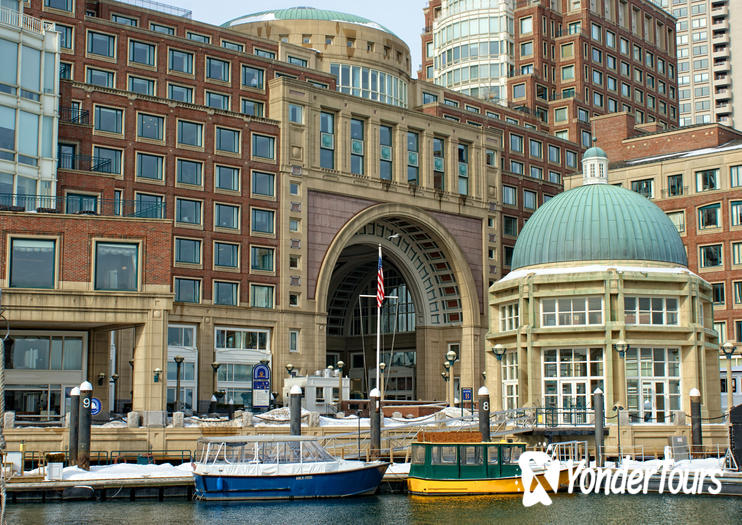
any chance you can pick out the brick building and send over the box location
[421,0,680,147]
[566,111,742,359]
[0,0,588,431]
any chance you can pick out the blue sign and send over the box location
[90,397,102,416]
[461,388,473,402]
[252,364,271,408]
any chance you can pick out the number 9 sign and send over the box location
[82,397,91,409]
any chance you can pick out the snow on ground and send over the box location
[56,462,194,481]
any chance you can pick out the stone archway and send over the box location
[314,203,485,399]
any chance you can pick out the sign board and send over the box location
[461,388,473,402]
[90,397,102,416]
[252,364,271,409]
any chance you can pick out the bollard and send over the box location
[370,388,381,460]
[690,388,702,454]
[289,385,302,436]
[593,387,604,467]
[478,386,491,443]
[78,381,93,470]
[68,387,80,465]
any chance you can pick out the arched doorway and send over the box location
[315,205,484,401]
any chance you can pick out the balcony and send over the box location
[713,47,730,60]
[57,154,112,173]
[715,103,732,115]
[714,72,731,85]
[711,19,729,31]
[108,0,191,18]
[0,6,54,34]
[0,193,166,218]
[711,5,729,18]
[59,107,90,125]
[715,88,731,100]
[712,33,730,46]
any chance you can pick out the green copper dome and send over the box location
[510,184,688,270]
[222,7,396,37]
[582,145,607,159]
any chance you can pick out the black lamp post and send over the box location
[174,355,184,412]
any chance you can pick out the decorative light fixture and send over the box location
[614,339,628,359]
[153,368,162,383]
[285,363,294,376]
[722,341,737,359]
[492,343,506,361]
[446,349,458,365]
[97,372,106,385]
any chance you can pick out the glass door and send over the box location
[560,381,588,425]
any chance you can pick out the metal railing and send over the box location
[0,6,55,34]
[13,414,66,427]
[115,0,192,18]
[58,153,112,173]
[59,106,90,125]
[0,193,167,218]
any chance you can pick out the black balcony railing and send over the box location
[0,193,166,218]
[59,106,90,125]
[57,153,112,173]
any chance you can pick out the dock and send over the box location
[6,467,410,502]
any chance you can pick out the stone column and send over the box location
[132,310,168,426]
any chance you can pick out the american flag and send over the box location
[376,250,384,308]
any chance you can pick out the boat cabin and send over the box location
[195,435,336,465]
[409,441,526,480]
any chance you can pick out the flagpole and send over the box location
[376,244,381,392]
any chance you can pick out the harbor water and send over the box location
[7,493,742,524]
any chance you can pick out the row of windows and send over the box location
[59,135,273,183]
[316,112,476,194]
[8,236,279,306]
[709,281,742,308]
[48,186,277,234]
[698,242,742,269]
[501,185,553,211]
[173,278,275,308]
[499,296,680,330]
[91,107,266,155]
[627,166,742,201]
[174,238,275,272]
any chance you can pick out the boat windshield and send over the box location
[198,439,336,465]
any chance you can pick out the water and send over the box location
[7,493,742,525]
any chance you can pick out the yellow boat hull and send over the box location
[407,470,570,496]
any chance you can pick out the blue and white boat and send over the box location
[192,435,389,501]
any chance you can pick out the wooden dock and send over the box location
[6,470,409,502]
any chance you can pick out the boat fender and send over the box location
[216,477,223,491]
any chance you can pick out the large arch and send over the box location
[314,203,485,397]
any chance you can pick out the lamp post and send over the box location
[441,371,449,406]
[128,358,135,410]
[110,374,119,413]
[379,362,386,402]
[174,355,184,412]
[492,344,506,411]
[614,339,628,413]
[722,341,736,419]
[446,349,458,408]
[613,404,624,466]
[211,362,222,409]
[337,360,345,412]
[443,362,451,406]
